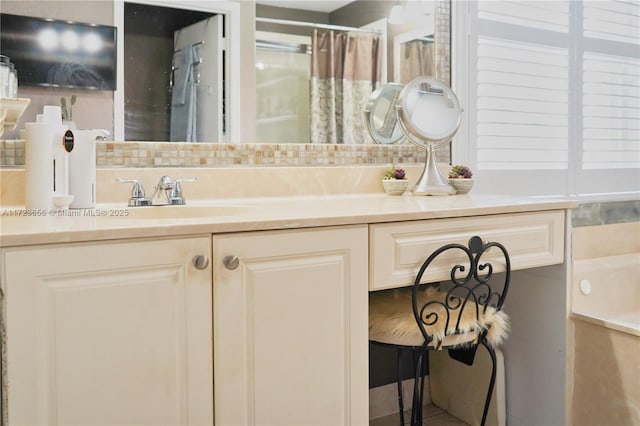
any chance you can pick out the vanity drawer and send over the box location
[369,210,565,290]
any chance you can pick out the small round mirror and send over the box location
[396,77,462,195]
[363,83,405,145]
[396,77,461,147]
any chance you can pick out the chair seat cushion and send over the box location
[369,286,509,349]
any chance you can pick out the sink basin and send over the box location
[122,204,258,219]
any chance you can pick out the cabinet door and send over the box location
[2,236,213,426]
[213,225,368,426]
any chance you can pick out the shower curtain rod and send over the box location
[256,39,311,54]
[256,17,382,34]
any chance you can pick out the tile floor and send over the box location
[370,404,468,426]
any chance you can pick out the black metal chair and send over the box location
[369,236,511,426]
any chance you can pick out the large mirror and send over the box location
[2,0,450,148]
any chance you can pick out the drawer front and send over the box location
[369,210,565,290]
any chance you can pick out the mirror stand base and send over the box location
[412,146,455,196]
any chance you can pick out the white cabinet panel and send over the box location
[2,236,212,426]
[213,225,368,426]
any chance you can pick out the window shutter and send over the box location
[477,1,570,33]
[583,1,640,44]
[582,52,640,170]
[476,37,569,170]
[465,0,639,195]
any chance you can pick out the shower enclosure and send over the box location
[255,31,311,144]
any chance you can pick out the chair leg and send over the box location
[479,339,497,426]
[410,347,428,426]
[396,347,405,426]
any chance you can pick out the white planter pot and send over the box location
[448,178,474,194]
[382,179,409,195]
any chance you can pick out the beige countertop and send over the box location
[0,193,577,247]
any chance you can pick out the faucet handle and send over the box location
[116,178,151,206]
[156,175,174,190]
[169,177,197,205]
[174,176,197,185]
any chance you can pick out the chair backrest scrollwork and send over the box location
[411,236,511,346]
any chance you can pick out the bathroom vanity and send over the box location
[0,187,576,425]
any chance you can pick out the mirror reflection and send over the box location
[123,0,446,144]
[363,83,405,145]
[255,0,438,144]
[123,2,227,143]
[395,28,435,84]
[2,0,450,148]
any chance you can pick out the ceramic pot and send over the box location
[382,179,409,195]
[449,178,474,194]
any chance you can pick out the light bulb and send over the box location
[61,29,80,51]
[38,28,58,51]
[83,32,103,53]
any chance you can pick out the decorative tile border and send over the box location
[0,140,24,167]
[1,140,449,168]
[572,200,640,227]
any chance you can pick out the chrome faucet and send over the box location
[116,176,197,206]
[151,175,197,206]
[115,178,152,206]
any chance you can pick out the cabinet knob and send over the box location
[223,255,240,270]
[193,255,210,270]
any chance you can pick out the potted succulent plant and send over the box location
[382,165,409,195]
[448,164,474,194]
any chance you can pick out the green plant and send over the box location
[383,165,406,180]
[60,95,77,121]
[448,164,473,179]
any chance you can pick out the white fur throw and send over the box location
[369,286,510,349]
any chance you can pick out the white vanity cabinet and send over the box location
[1,236,213,426]
[0,203,573,426]
[212,225,369,426]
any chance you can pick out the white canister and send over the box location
[42,105,70,196]
[25,122,55,210]
[69,129,109,209]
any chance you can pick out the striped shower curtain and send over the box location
[397,39,434,84]
[310,30,382,144]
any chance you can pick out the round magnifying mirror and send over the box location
[363,83,405,145]
[396,77,462,195]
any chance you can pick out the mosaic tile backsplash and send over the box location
[0,140,445,168]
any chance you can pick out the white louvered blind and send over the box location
[467,0,640,195]
[476,37,569,170]
[582,52,640,169]
[583,0,640,44]
[477,0,570,33]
